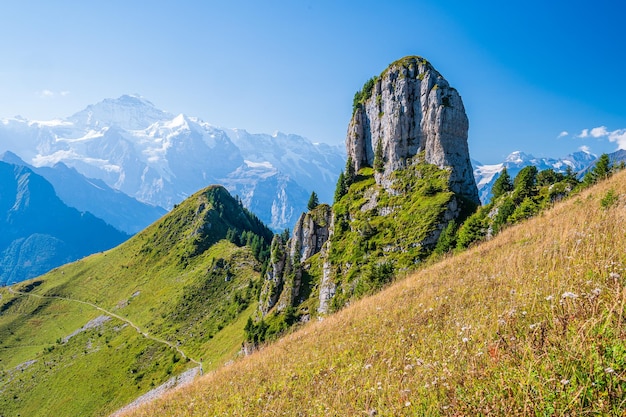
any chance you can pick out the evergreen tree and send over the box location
[536,169,564,186]
[334,171,347,203]
[345,156,356,186]
[594,153,612,180]
[491,167,513,199]
[565,165,580,187]
[307,191,319,211]
[374,140,384,173]
[583,153,611,186]
[512,165,538,203]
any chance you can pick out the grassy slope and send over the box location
[326,162,456,308]
[0,186,265,417]
[124,171,626,416]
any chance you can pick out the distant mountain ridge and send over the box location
[473,150,598,203]
[0,184,272,416]
[0,95,345,230]
[0,161,129,285]
[0,151,166,234]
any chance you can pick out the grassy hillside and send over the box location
[0,185,271,417]
[122,169,626,415]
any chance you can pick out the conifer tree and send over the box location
[583,153,611,186]
[374,139,384,173]
[345,156,355,186]
[307,191,319,211]
[334,171,347,203]
[512,165,538,203]
[491,167,513,199]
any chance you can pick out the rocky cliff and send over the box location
[346,56,479,205]
[251,56,481,341]
[259,205,332,316]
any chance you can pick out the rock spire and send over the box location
[346,56,479,204]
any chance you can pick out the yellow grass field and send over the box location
[121,171,626,416]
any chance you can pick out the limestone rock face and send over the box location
[290,205,332,263]
[346,56,479,205]
[259,205,333,315]
[259,235,288,315]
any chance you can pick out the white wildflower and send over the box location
[561,379,570,385]
[561,292,578,299]
[545,295,554,301]
[591,288,601,296]
[462,337,469,343]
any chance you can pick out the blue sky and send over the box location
[1,0,624,163]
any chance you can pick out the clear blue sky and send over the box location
[1,0,624,163]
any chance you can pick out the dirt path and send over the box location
[7,287,203,370]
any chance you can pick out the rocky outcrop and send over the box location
[259,235,289,315]
[290,205,332,262]
[259,204,333,315]
[346,56,479,205]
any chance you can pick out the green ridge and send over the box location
[0,185,271,417]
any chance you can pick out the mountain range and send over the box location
[473,150,598,203]
[2,55,625,417]
[0,151,166,234]
[0,161,129,285]
[0,95,345,231]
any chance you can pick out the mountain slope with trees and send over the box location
[0,185,272,417]
[122,159,626,417]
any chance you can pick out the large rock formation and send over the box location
[254,56,482,331]
[259,204,333,316]
[346,56,479,205]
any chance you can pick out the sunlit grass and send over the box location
[0,186,267,417]
[124,171,626,416]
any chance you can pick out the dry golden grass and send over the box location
[122,171,626,416]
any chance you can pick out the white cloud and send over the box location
[577,125,626,150]
[608,129,626,150]
[579,145,591,153]
[39,89,55,98]
[557,131,569,138]
[37,89,70,98]
[590,126,609,138]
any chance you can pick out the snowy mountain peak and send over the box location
[504,151,534,164]
[67,95,173,130]
[166,113,190,130]
[0,95,346,230]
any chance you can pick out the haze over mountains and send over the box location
[0,95,345,231]
[0,161,129,285]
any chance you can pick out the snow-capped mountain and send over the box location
[473,150,597,203]
[0,95,345,230]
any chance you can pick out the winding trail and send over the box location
[7,287,203,370]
